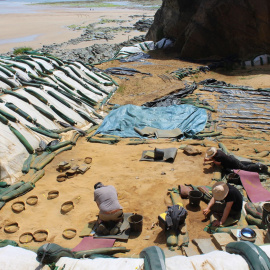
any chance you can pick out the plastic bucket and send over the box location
[263,203,270,223]
[128,214,143,233]
[189,190,203,206]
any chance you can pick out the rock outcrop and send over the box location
[146,0,270,60]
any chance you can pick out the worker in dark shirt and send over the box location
[204,147,268,173]
[203,182,243,227]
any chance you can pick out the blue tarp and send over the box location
[95,104,208,138]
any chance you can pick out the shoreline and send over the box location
[0,4,156,54]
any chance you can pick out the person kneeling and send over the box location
[203,182,243,227]
[94,182,123,235]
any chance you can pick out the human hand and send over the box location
[203,208,210,216]
[212,220,222,227]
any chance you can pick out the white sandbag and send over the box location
[13,68,31,82]
[0,245,50,270]
[244,54,270,66]
[166,251,249,270]
[56,257,144,270]
[259,244,270,257]
[31,58,54,70]
[0,59,38,76]
[155,38,174,49]
[0,80,11,89]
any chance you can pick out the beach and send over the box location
[0,2,156,54]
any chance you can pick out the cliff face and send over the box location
[146,0,270,59]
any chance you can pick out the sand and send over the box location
[1,1,270,258]
[0,5,155,54]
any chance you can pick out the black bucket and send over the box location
[189,190,203,207]
[128,214,143,233]
[262,203,270,223]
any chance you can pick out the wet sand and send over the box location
[0,5,155,53]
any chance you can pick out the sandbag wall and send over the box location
[0,53,117,183]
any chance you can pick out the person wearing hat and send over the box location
[94,182,123,235]
[204,147,268,173]
[203,182,243,227]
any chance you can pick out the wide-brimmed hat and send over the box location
[205,147,217,159]
[212,182,229,201]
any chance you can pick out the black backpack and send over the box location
[36,243,75,264]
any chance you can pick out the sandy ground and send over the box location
[0,52,270,256]
[0,5,155,54]
[1,2,270,259]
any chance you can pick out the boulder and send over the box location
[146,0,270,60]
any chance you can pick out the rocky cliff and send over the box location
[146,0,270,60]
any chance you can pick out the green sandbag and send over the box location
[245,202,262,219]
[1,182,34,202]
[140,246,166,270]
[47,91,73,109]
[166,229,178,246]
[77,90,97,106]
[87,138,119,144]
[3,90,30,103]
[8,125,34,154]
[218,142,230,155]
[226,241,270,270]
[75,110,98,125]
[33,152,56,170]
[52,127,74,134]
[54,75,75,90]
[71,132,81,145]
[74,247,130,259]
[0,239,18,247]
[212,225,257,234]
[0,109,17,122]
[37,243,75,264]
[0,75,17,88]
[0,182,8,188]
[47,140,72,152]
[196,131,222,138]
[0,181,24,197]
[27,125,60,139]
[54,145,72,155]
[22,154,37,174]
[246,214,267,229]
[0,201,5,210]
[0,114,8,125]
[29,169,45,184]
[50,105,76,126]
[6,102,34,123]
[32,104,56,121]
[30,152,50,168]
[24,88,48,105]
[85,124,99,135]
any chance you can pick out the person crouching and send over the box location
[94,182,123,235]
[203,182,243,227]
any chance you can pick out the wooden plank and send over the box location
[192,238,217,254]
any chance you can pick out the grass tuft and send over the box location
[13,47,33,55]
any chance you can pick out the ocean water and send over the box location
[0,0,98,14]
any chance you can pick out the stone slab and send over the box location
[183,245,200,257]
[212,233,235,250]
[192,238,217,254]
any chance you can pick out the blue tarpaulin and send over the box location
[95,104,207,138]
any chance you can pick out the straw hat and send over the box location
[205,147,217,159]
[212,182,229,201]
